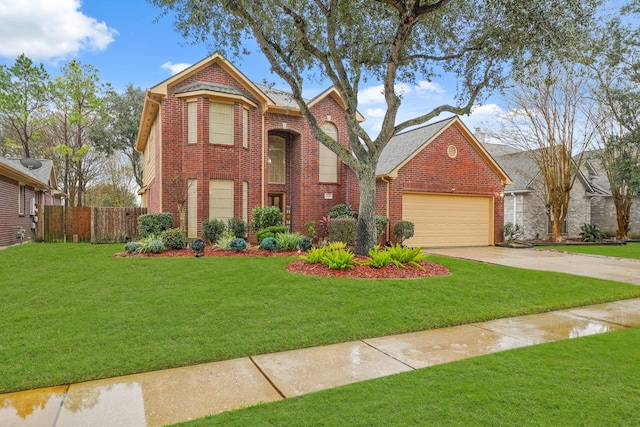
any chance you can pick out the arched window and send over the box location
[268,135,286,184]
[319,122,338,183]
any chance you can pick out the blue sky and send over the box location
[0,0,506,137]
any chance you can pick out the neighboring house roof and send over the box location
[0,157,61,193]
[486,149,539,193]
[579,150,612,195]
[254,82,300,108]
[376,116,511,185]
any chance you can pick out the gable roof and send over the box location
[0,157,59,192]
[136,53,363,152]
[376,116,511,185]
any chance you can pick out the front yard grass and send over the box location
[2,243,640,394]
[539,241,640,259]
[181,327,640,426]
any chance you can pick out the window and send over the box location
[242,108,249,148]
[210,102,234,145]
[187,101,197,144]
[209,179,234,221]
[18,184,25,215]
[187,179,197,238]
[268,135,286,184]
[319,122,338,183]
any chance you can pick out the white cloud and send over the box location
[0,0,117,60]
[161,61,192,75]
[471,103,505,116]
[365,108,386,118]
[415,80,446,94]
[358,84,385,105]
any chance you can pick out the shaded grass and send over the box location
[538,241,640,259]
[181,328,640,426]
[2,243,640,393]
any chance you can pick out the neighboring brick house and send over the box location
[481,142,638,239]
[0,157,62,247]
[136,54,509,247]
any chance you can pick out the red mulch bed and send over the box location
[115,247,450,279]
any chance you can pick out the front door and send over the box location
[268,193,285,216]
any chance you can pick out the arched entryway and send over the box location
[267,130,302,231]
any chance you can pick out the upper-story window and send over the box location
[18,184,25,215]
[319,122,338,183]
[210,101,234,145]
[268,135,286,184]
[187,101,197,144]
[242,108,249,148]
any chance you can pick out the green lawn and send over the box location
[2,243,640,394]
[538,241,640,259]
[179,328,640,426]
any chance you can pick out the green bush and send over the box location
[580,223,606,242]
[393,220,415,245]
[216,230,236,250]
[361,245,394,268]
[327,217,357,246]
[260,236,279,251]
[321,247,356,270]
[305,221,317,238]
[124,241,138,254]
[503,222,524,244]
[275,232,302,251]
[328,203,357,218]
[190,238,206,253]
[386,244,426,269]
[160,228,186,250]
[375,216,390,237]
[149,239,165,254]
[298,236,313,251]
[229,238,247,252]
[299,247,326,263]
[227,217,248,239]
[256,226,289,243]
[251,206,283,231]
[138,213,174,238]
[202,219,226,244]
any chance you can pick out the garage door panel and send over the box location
[402,193,492,247]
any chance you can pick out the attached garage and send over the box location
[402,193,493,247]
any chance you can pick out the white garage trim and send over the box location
[402,192,494,247]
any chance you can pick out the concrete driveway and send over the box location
[426,246,640,286]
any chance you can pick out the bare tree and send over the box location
[499,63,597,241]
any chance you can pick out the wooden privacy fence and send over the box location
[41,206,147,243]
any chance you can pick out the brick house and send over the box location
[0,157,62,247]
[136,54,509,247]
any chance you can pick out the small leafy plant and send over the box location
[135,235,158,253]
[321,247,356,270]
[160,228,186,250]
[385,244,426,270]
[328,203,357,218]
[229,238,247,252]
[202,219,226,244]
[299,247,326,263]
[503,222,524,244]
[227,217,248,239]
[580,223,606,242]
[251,206,283,231]
[393,221,415,245]
[275,232,302,251]
[256,226,289,243]
[260,236,279,251]
[216,230,236,250]
[298,236,313,251]
[361,245,393,268]
[124,241,138,254]
[149,239,165,254]
[190,237,206,253]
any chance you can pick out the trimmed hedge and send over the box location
[327,217,357,246]
[138,213,174,238]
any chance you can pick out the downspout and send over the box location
[261,104,267,207]
[381,175,391,240]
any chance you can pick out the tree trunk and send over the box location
[612,189,632,240]
[354,165,377,255]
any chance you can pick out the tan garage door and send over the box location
[402,193,493,247]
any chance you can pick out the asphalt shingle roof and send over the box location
[0,157,55,188]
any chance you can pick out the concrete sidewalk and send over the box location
[2,298,640,427]
[427,246,640,285]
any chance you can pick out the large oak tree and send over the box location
[151,0,599,253]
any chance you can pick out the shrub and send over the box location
[124,241,138,254]
[327,241,347,251]
[227,217,248,239]
[360,245,393,268]
[298,236,313,251]
[375,216,390,238]
[256,226,289,243]
[299,247,326,263]
[580,223,606,242]
[503,222,524,244]
[386,244,426,269]
[216,230,236,250]
[190,237,206,253]
[328,203,357,218]
[393,220,415,245]
[229,238,247,252]
[275,232,302,251]
[251,206,283,231]
[321,247,356,270]
[304,221,317,238]
[327,217,357,246]
[149,239,165,254]
[160,228,186,250]
[260,236,279,251]
[138,213,174,238]
[136,235,163,254]
[202,219,226,244]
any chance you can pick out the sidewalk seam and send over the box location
[249,356,287,399]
